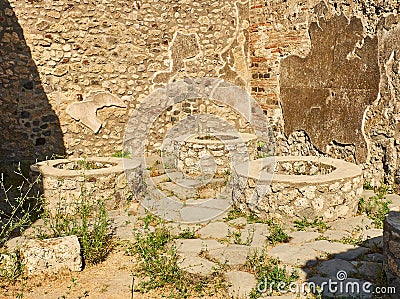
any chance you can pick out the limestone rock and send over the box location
[208,244,250,266]
[177,255,217,277]
[197,222,231,239]
[226,271,257,298]
[21,235,82,276]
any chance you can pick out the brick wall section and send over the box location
[249,0,311,113]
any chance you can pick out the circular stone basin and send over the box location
[232,156,363,222]
[174,133,258,177]
[31,157,141,215]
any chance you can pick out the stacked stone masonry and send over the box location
[233,156,364,222]
[384,211,400,297]
[174,132,258,177]
[1,0,400,189]
[30,157,141,215]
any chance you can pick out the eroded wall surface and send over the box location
[2,0,400,187]
[5,0,251,158]
[250,0,400,186]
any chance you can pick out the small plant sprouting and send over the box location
[294,216,330,233]
[0,165,43,247]
[177,227,196,239]
[0,252,24,282]
[363,181,374,190]
[246,250,299,298]
[39,187,113,265]
[358,195,391,229]
[111,150,131,158]
[267,223,290,245]
[338,235,364,246]
[127,225,225,298]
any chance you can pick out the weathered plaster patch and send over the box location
[66,91,127,133]
[280,13,379,163]
[152,31,201,86]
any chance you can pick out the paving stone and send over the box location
[335,246,370,261]
[149,174,170,185]
[174,178,202,188]
[21,235,82,276]
[363,253,384,263]
[386,193,400,211]
[109,213,137,240]
[158,181,199,200]
[317,259,358,278]
[361,228,383,249]
[240,223,270,248]
[173,239,224,255]
[361,190,376,199]
[197,221,232,239]
[286,265,310,281]
[195,197,232,210]
[177,255,218,277]
[304,240,355,255]
[303,240,369,261]
[208,244,251,266]
[180,205,227,223]
[288,231,321,244]
[225,271,257,298]
[168,223,201,237]
[323,229,352,241]
[165,171,185,181]
[329,215,374,232]
[141,195,183,221]
[267,244,319,267]
[351,261,382,279]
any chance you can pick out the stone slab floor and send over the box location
[2,188,398,299]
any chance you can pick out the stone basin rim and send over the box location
[234,156,362,184]
[31,157,141,178]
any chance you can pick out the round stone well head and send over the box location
[173,132,258,178]
[31,157,141,215]
[232,156,363,222]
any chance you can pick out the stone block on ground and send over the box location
[239,223,270,248]
[197,221,232,239]
[226,271,257,298]
[267,243,319,267]
[177,255,217,277]
[329,215,373,232]
[317,259,358,278]
[173,239,224,255]
[288,231,321,244]
[208,244,250,266]
[20,235,82,276]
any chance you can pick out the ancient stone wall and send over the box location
[2,0,251,161]
[250,0,400,187]
[2,0,400,188]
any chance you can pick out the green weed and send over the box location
[39,190,113,265]
[358,195,391,229]
[267,223,290,245]
[0,165,43,247]
[128,225,225,298]
[294,216,330,233]
[111,150,131,158]
[246,250,299,298]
